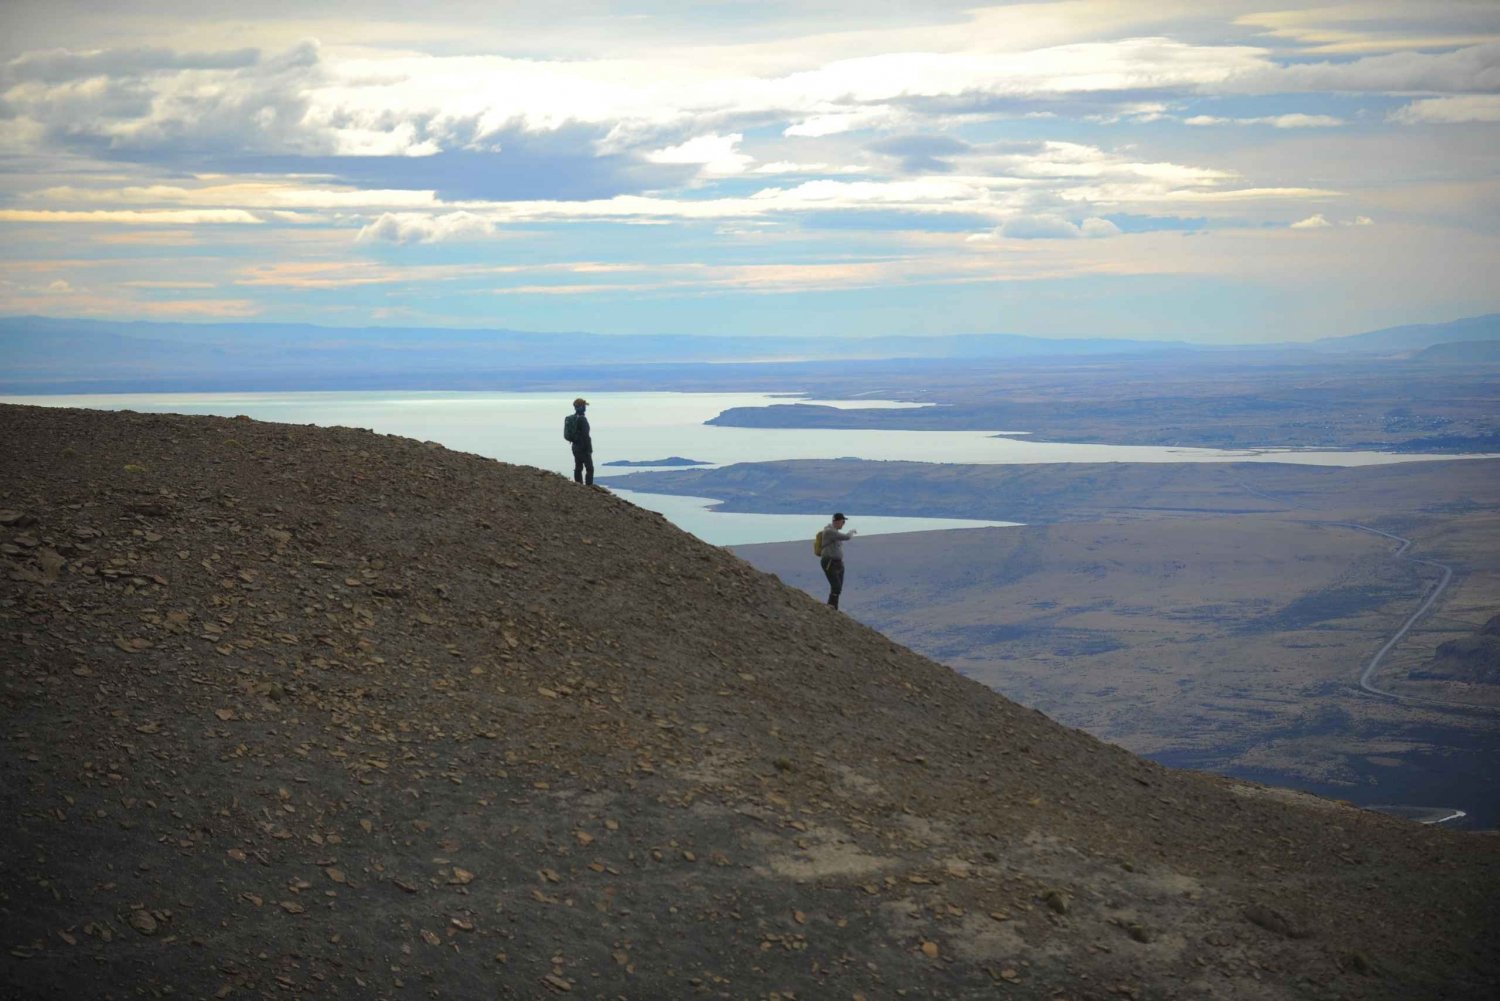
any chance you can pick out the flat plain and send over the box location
[706,351,1500,452]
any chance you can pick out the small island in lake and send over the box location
[603,456,711,467]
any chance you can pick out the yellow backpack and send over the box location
[813,530,823,557]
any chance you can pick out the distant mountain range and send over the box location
[1,312,1496,393]
[1312,314,1500,353]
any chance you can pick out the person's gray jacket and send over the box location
[820,524,853,560]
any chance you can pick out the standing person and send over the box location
[819,512,857,609]
[565,397,594,485]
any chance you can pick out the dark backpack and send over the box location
[563,413,581,442]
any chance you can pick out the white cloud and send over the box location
[0,208,262,224]
[356,211,497,244]
[0,34,1276,163]
[1234,3,1500,54]
[784,108,913,137]
[1186,113,1345,128]
[2,132,1343,237]
[3,23,1491,183]
[997,213,1119,239]
[1390,94,1500,124]
[1267,113,1346,128]
[1291,213,1377,229]
[1085,102,1170,124]
[645,133,753,176]
[28,182,444,210]
[1080,216,1122,237]
[753,161,827,174]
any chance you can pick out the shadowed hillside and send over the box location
[2,404,1498,1000]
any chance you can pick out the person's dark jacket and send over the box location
[571,412,592,452]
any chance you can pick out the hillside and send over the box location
[733,517,1500,824]
[2,404,1498,1000]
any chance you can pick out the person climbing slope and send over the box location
[818,512,857,610]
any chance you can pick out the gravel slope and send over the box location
[2,403,1497,1000]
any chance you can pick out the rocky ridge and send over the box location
[1,403,1497,1000]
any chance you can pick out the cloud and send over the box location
[1222,42,1500,95]
[235,261,423,288]
[1291,213,1375,229]
[1,129,1342,240]
[0,34,1275,170]
[1185,113,1345,127]
[3,46,261,85]
[356,211,497,244]
[1106,186,1337,204]
[751,161,865,175]
[645,133,753,176]
[91,230,199,245]
[784,107,914,137]
[2,41,326,159]
[3,25,1490,203]
[1234,3,1500,54]
[233,258,649,290]
[0,208,262,224]
[1,4,1491,333]
[28,181,443,210]
[1390,94,1500,124]
[867,134,971,173]
[0,288,261,319]
[130,298,261,317]
[997,214,1120,239]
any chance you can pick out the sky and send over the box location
[0,1,1497,343]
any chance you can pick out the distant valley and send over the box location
[703,350,1499,452]
[688,459,1500,825]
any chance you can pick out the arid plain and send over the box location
[614,458,1500,824]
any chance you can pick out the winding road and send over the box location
[1331,522,1495,715]
[1230,478,1492,715]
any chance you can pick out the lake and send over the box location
[1,389,1473,545]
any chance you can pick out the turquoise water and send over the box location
[3,389,1478,545]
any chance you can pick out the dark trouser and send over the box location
[572,446,594,485]
[821,556,844,608]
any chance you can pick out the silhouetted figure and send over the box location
[564,397,593,485]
